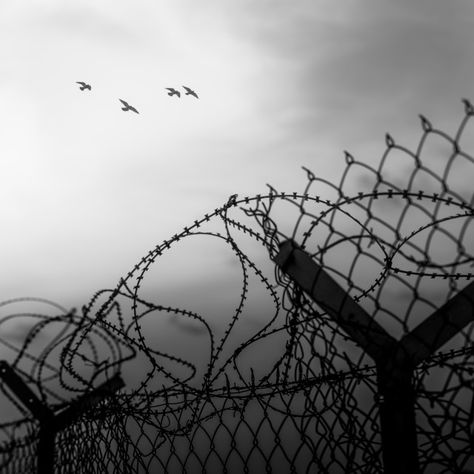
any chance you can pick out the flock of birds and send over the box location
[75,82,199,114]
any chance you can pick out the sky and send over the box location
[0,5,474,468]
[1,0,474,330]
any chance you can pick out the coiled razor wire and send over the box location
[0,100,473,472]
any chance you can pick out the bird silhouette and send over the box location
[166,88,181,98]
[182,86,199,98]
[76,81,91,91]
[227,194,238,206]
[119,99,139,114]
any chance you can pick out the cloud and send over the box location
[213,0,474,149]
[1,0,473,309]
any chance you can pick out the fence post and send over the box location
[37,426,56,474]
[376,357,419,474]
[0,361,124,474]
[273,239,474,474]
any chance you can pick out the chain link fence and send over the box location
[0,100,473,472]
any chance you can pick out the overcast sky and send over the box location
[1,0,474,315]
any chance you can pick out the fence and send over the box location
[0,100,474,472]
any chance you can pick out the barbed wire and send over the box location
[0,100,472,472]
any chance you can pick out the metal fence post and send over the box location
[0,361,124,474]
[37,426,56,474]
[274,239,474,474]
[376,359,419,474]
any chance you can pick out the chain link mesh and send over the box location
[0,100,473,472]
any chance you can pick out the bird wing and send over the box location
[119,99,129,106]
[165,88,175,92]
[76,81,86,86]
[130,106,139,114]
[183,86,198,98]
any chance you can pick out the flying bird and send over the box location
[166,88,180,98]
[119,99,139,114]
[182,86,199,99]
[76,81,91,91]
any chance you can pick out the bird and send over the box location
[76,81,91,91]
[227,194,238,206]
[182,86,199,98]
[165,88,180,98]
[119,99,139,114]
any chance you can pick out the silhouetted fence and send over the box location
[0,100,474,472]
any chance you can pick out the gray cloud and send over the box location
[1,0,473,312]
[214,0,474,149]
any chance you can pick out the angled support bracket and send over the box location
[274,240,474,474]
[0,362,124,474]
